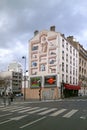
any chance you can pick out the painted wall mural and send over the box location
[30,77,42,88]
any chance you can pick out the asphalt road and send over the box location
[0,97,87,130]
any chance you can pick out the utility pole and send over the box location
[22,56,26,100]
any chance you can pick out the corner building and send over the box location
[28,26,80,100]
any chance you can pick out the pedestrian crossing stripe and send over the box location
[38,108,57,115]
[63,109,78,118]
[2,106,25,111]
[18,107,40,113]
[50,109,67,116]
[0,105,80,119]
[28,107,48,114]
[10,106,31,112]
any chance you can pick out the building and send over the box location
[0,61,23,95]
[67,36,87,96]
[8,61,22,72]
[0,71,22,95]
[27,26,80,100]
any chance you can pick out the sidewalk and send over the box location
[0,96,87,107]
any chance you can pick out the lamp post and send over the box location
[22,56,26,100]
[61,80,64,99]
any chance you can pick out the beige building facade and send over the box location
[67,36,87,96]
[26,26,80,100]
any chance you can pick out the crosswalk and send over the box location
[0,105,83,120]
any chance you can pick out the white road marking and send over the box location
[20,116,46,129]
[0,113,12,117]
[63,109,78,118]
[28,107,48,114]
[80,116,86,119]
[10,115,27,120]
[0,114,27,125]
[10,106,31,112]
[50,109,67,116]
[19,107,39,113]
[38,108,57,115]
[0,119,11,125]
[2,106,24,111]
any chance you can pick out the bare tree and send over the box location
[0,76,10,96]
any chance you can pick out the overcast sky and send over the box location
[0,0,87,71]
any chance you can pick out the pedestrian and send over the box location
[10,93,13,102]
[3,93,6,107]
[8,92,11,105]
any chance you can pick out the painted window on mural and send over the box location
[32,61,37,67]
[44,75,57,87]
[32,46,38,51]
[30,77,42,88]
[40,64,45,71]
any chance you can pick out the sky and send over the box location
[0,0,87,71]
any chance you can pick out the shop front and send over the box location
[63,84,81,98]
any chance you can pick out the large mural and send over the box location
[30,77,42,88]
[44,75,57,87]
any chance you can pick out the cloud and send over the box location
[0,0,87,71]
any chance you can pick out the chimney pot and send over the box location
[34,30,39,36]
[50,26,55,31]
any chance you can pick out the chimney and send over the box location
[34,30,39,36]
[50,26,55,31]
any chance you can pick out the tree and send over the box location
[0,76,11,96]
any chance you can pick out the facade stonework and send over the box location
[27,26,80,100]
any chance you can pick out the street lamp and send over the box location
[22,56,26,100]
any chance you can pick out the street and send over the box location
[0,97,87,130]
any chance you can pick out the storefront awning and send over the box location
[64,84,81,90]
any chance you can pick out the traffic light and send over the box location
[38,80,41,100]
[39,89,41,96]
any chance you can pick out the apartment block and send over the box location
[27,26,80,100]
[0,61,23,95]
[67,36,87,96]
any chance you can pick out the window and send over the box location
[70,56,72,64]
[70,76,72,84]
[62,74,64,82]
[66,42,68,50]
[62,39,64,47]
[73,58,75,66]
[84,62,86,67]
[32,46,38,51]
[70,66,72,74]
[66,64,68,73]
[66,54,68,62]
[70,46,72,53]
[32,62,37,67]
[76,69,77,76]
[40,64,45,71]
[76,52,77,57]
[66,75,68,83]
[62,51,64,60]
[79,66,81,72]
[79,58,81,64]
[62,62,64,71]
[49,59,55,64]
[73,77,75,84]
[73,67,75,75]
[32,54,37,58]
[73,49,75,56]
